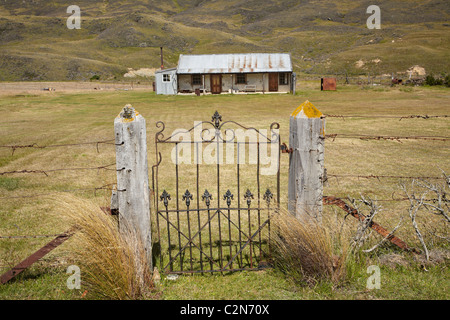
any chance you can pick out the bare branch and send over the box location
[401,180,430,260]
[362,216,404,253]
[348,195,382,251]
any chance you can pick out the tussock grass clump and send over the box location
[271,208,350,286]
[53,194,155,300]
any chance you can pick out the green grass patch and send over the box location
[0,176,21,191]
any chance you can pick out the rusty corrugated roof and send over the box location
[176,53,292,74]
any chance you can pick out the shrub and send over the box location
[425,74,447,86]
[425,74,437,86]
[444,74,450,87]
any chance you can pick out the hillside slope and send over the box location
[0,0,448,81]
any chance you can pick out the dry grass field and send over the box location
[0,81,448,300]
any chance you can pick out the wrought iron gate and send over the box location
[152,111,280,274]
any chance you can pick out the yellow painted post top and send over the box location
[291,100,323,118]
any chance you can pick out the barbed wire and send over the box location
[0,139,116,156]
[0,183,122,200]
[0,138,122,242]
[325,133,450,142]
[0,233,67,240]
[0,183,120,241]
[327,173,443,181]
[0,163,117,176]
[324,195,447,203]
[323,114,449,121]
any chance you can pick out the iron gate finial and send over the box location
[223,190,234,207]
[212,111,222,129]
[244,189,254,206]
[182,189,193,207]
[263,189,273,206]
[202,189,212,206]
[160,190,171,207]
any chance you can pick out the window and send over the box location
[192,74,202,85]
[163,74,171,82]
[236,74,246,84]
[279,73,289,85]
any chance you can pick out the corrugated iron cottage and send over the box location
[155,53,295,95]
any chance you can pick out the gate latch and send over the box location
[280,143,293,154]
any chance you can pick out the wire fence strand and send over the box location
[324,195,447,203]
[0,183,121,200]
[0,139,116,155]
[327,174,443,181]
[325,133,450,142]
[323,114,449,121]
[0,233,68,240]
[0,163,117,176]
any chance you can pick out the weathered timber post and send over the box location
[288,100,326,222]
[114,104,152,268]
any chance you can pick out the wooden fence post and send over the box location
[288,100,326,222]
[114,104,152,269]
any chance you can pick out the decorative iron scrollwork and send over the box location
[155,111,279,144]
[155,121,166,142]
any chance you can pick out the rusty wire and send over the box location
[327,173,443,181]
[0,233,67,240]
[0,183,122,200]
[323,114,449,121]
[0,163,117,176]
[324,195,446,203]
[0,139,116,156]
[325,133,450,142]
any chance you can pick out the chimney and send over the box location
[160,47,164,70]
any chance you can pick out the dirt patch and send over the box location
[378,248,450,269]
[377,253,410,269]
[0,81,154,95]
[123,68,156,78]
[414,248,450,266]
[407,65,426,76]
[355,59,365,68]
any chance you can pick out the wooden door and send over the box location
[210,74,222,94]
[269,73,278,92]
